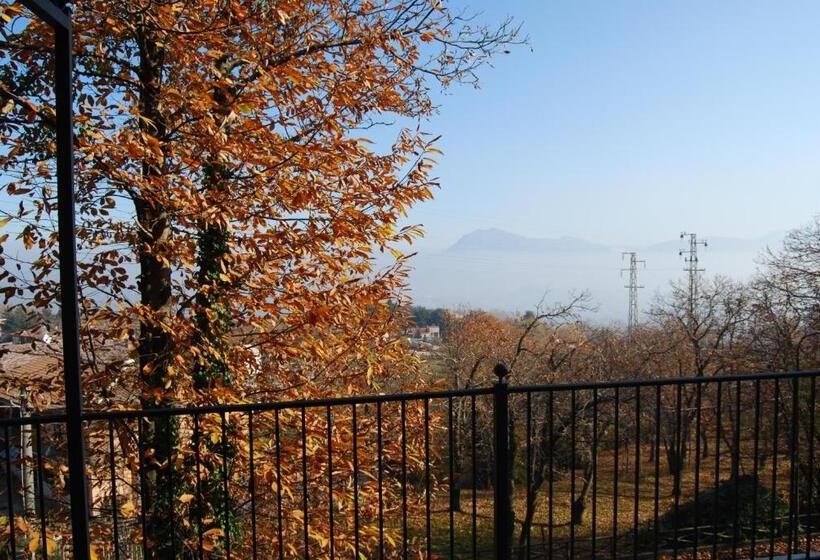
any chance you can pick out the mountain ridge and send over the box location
[447,228,785,254]
[447,228,610,253]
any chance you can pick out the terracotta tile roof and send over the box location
[0,342,62,407]
[0,337,139,411]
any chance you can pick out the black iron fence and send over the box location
[0,368,818,559]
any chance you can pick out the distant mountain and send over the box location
[401,228,791,319]
[447,228,610,253]
[446,228,783,256]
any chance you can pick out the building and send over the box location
[406,324,441,343]
[0,329,137,519]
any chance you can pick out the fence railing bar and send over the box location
[653,384,661,560]
[424,398,431,558]
[713,381,723,560]
[248,410,258,560]
[193,413,204,559]
[569,388,577,560]
[788,377,800,558]
[526,390,532,560]
[508,368,820,394]
[274,409,284,560]
[471,394,478,560]
[75,387,494,422]
[401,400,408,560]
[299,407,310,559]
[26,369,814,428]
[36,422,50,560]
[769,378,780,559]
[807,376,817,558]
[591,387,598,558]
[137,418,148,560]
[375,402,382,560]
[327,405,335,560]
[633,385,641,560]
[4,425,17,559]
[448,395,455,559]
[167,415,177,559]
[220,411,232,560]
[0,414,68,428]
[672,383,683,559]
[731,379,741,560]
[613,386,620,560]
[547,389,554,560]
[693,380,703,560]
[351,404,360,560]
[750,378,761,557]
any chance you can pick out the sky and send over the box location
[6,1,820,317]
[400,0,820,251]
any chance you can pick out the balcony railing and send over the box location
[0,368,817,559]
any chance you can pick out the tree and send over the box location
[753,217,820,371]
[649,276,752,499]
[1,2,520,556]
[501,297,594,559]
[0,305,59,334]
[748,219,820,474]
[438,310,512,513]
[410,305,448,329]
[437,294,593,556]
[651,276,752,378]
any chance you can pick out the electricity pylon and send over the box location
[621,251,645,336]
[679,232,707,319]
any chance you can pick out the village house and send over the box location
[406,324,441,344]
[0,325,138,522]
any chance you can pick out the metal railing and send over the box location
[0,368,818,559]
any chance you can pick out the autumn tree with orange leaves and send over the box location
[0,1,519,557]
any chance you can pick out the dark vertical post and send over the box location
[471,395,478,560]
[54,4,91,558]
[806,376,816,558]
[248,411,258,560]
[493,363,512,560]
[787,377,799,558]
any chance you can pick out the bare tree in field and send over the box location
[436,293,594,554]
[503,294,619,559]
[749,218,820,468]
[651,276,752,378]
[650,276,752,498]
[763,217,820,302]
[753,218,820,371]
[438,310,513,512]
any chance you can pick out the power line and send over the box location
[621,251,645,335]
[679,232,707,319]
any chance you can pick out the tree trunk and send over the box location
[134,19,175,560]
[517,469,546,560]
[701,429,709,459]
[450,473,467,513]
[188,69,239,557]
[571,463,594,526]
[665,439,686,502]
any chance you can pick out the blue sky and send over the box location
[403,0,820,250]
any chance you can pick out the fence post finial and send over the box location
[494,362,511,382]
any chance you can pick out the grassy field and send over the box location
[403,441,819,559]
